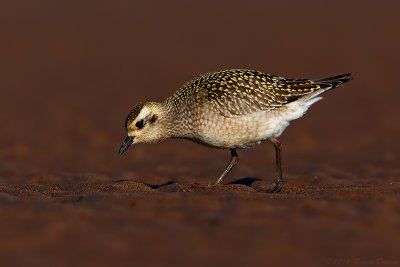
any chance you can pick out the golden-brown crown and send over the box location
[125,102,147,130]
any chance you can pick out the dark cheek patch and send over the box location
[149,115,157,124]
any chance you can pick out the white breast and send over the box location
[194,96,322,149]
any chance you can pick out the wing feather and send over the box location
[170,70,352,118]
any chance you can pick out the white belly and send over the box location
[195,96,322,149]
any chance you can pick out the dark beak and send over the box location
[118,136,134,155]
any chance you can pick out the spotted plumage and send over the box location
[120,69,353,192]
[166,69,347,117]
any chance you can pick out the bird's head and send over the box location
[118,101,171,155]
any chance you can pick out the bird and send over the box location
[118,69,353,192]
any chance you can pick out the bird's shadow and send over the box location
[113,179,176,189]
[114,177,262,189]
[144,181,176,189]
[228,177,262,187]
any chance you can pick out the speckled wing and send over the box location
[185,69,323,117]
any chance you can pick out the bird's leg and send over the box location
[214,149,238,185]
[268,137,283,193]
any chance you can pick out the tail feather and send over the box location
[278,73,353,104]
[314,73,353,89]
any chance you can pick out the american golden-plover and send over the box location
[119,69,353,192]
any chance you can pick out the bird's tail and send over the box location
[283,73,353,105]
[279,73,353,104]
[314,73,353,89]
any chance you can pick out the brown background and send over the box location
[1,0,399,266]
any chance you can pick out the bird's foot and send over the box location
[265,179,283,193]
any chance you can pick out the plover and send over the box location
[119,69,353,192]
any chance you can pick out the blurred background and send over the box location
[1,0,399,266]
[1,0,399,179]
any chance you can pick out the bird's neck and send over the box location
[161,100,192,139]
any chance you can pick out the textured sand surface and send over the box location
[1,0,399,266]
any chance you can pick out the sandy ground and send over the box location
[1,0,400,266]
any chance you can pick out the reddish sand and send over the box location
[1,0,399,266]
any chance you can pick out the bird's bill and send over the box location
[118,136,134,155]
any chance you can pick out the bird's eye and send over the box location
[135,119,144,129]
